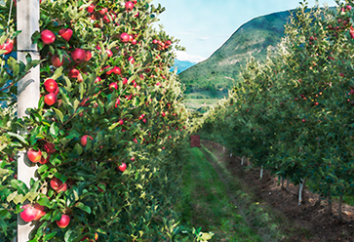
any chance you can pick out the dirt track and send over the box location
[202,140,354,242]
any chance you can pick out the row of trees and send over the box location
[196,0,354,219]
[0,0,214,241]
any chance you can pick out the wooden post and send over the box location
[16,0,40,240]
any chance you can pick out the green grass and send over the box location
[183,91,228,112]
[175,146,262,241]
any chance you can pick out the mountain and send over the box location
[170,59,196,74]
[178,6,336,93]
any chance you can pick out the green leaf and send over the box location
[76,202,91,214]
[51,66,63,80]
[23,192,38,202]
[11,179,29,195]
[37,196,53,208]
[54,173,67,183]
[52,108,64,123]
[38,164,49,174]
[74,143,83,155]
[44,231,57,240]
[7,132,28,145]
[49,122,59,137]
[64,229,74,242]
[6,191,17,203]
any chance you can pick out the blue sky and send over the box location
[151,0,338,63]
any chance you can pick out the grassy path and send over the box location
[175,145,283,241]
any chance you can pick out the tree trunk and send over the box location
[286,178,290,192]
[298,178,306,205]
[328,186,332,216]
[338,194,343,222]
[260,166,263,179]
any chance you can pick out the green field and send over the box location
[183,91,228,112]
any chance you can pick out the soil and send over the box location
[201,140,354,242]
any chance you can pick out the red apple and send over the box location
[87,4,95,13]
[33,203,46,221]
[27,148,42,163]
[50,177,67,192]
[112,66,121,75]
[81,135,93,147]
[94,77,102,83]
[105,49,113,57]
[128,56,135,64]
[0,39,14,54]
[39,154,50,165]
[118,162,127,172]
[56,214,70,228]
[57,182,68,193]
[120,33,129,43]
[84,51,92,62]
[69,68,80,78]
[51,55,63,67]
[98,7,108,15]
[20,204,38,223]
[125,1,134,11]
[71,48,86,63]
[109,82,118,91]
[41,30,55,45]
[44,93,57,106]
[44,142,56,154]
[59,28,73,42]
[44,79,58,93]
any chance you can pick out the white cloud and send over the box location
[175,51,207,63]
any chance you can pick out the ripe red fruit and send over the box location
[84,51,92,62]
[99,7,108,15]
[125,1,134,11]
[27,148,42,163]
[302,119,306,123]
[118,162,127,172]
[39,154,50,165]
[105,49,113,57]
[128,56,135,64]
[120,33,129,43]
[81,135,93,147]
[50,177,67,192]
[44,79,58,93]
[33,203,46,221]
[44,93,57,106]
[0,39,14,54]
[103,15,110,23]
[56,214,70,228]
[71,48,86,63]
[131,39,137,45]
[87,4,95,13]
[69,68,80,78]
[41,30,55,45]
[59,28,73,42]
[109,82,118,91]
[121,78,127,85]
[112,66,121,75]
[94,77,102,83]
[44,142,56,154]
[51,55,63,67]
[20,204,38,223]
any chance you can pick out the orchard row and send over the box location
[197,0,354,211]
